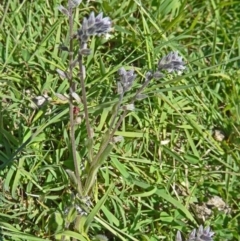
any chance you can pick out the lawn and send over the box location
[0,0,240,240]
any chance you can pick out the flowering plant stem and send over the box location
[83,77,152,195]
[94,77,151,165]
[68,3,82,195]
[78,43,93,162]
[109,92,124,130]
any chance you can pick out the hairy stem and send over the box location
[78,43,93,161]
[68,3,82,195]
[109,92,124,130]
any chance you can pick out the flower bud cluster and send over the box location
[117,67,136,94]
[78,12,112,43]
[176,225,214,241]
[158,51,186,75]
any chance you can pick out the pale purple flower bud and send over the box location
[176,231,182,241]
[82,18,88,32]
[153,71,164,79]
[88,12,95,27]
[57,5,69,16]
[81,34,89,42]
[87,26,95,35]
[69,0,82,8]
[56,68,68,80]
[118,67,127,76]
[95,12,103,22]
[145,71,153,81]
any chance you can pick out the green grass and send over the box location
[0,0,240,240]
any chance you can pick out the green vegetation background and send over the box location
[0,0,240,240]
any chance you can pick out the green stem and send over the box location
[78,42,93,162]
[92,78,151,168]
[68,3,82,195]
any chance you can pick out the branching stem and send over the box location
[91,78,152,167]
